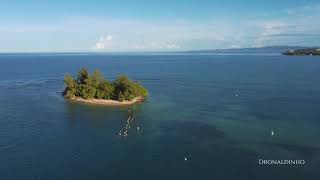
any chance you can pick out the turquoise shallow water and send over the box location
[0,53,320,179]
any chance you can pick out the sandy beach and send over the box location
[70,96,144,106]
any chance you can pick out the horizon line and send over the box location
[0,45,316,54]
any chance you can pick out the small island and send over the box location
[283,48,320,56]
[63,68,148,106]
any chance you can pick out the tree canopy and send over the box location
[63,68,148,101]
[283,48,320,56]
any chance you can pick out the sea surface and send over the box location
[0,53,320,180]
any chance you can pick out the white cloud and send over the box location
[94,35,113,50]
[106,35,113,41]
[120,41,181,51]
[144,41,181,50]
[284,3,320,16]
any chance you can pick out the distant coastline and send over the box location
[283,48,320,56]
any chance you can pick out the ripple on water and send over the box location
[0,78,60,88]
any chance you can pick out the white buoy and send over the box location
[235,93,238,97]
[137,126,140,131]
[271,130,274,136]
[184,157,188,161]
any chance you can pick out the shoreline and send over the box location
[69,96,144,106]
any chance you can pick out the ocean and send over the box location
[0,53,320,179]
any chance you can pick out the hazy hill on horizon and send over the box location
[185,46,314,54]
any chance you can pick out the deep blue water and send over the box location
[0,53,320,180]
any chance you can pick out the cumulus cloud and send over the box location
[94,35,113,50]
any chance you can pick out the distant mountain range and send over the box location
[184,46,312,54]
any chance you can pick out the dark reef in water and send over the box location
[159,120,226,142]
[264,142,320,158]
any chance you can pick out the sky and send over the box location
[0,0,320,52]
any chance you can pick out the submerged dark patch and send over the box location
[264,142,320,158]
[159,120,226,141]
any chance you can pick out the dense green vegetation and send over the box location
[283,48,320,56]
[63,68,148,101]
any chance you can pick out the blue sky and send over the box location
[0,0,320,52]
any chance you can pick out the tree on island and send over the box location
[63,68,148,101]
